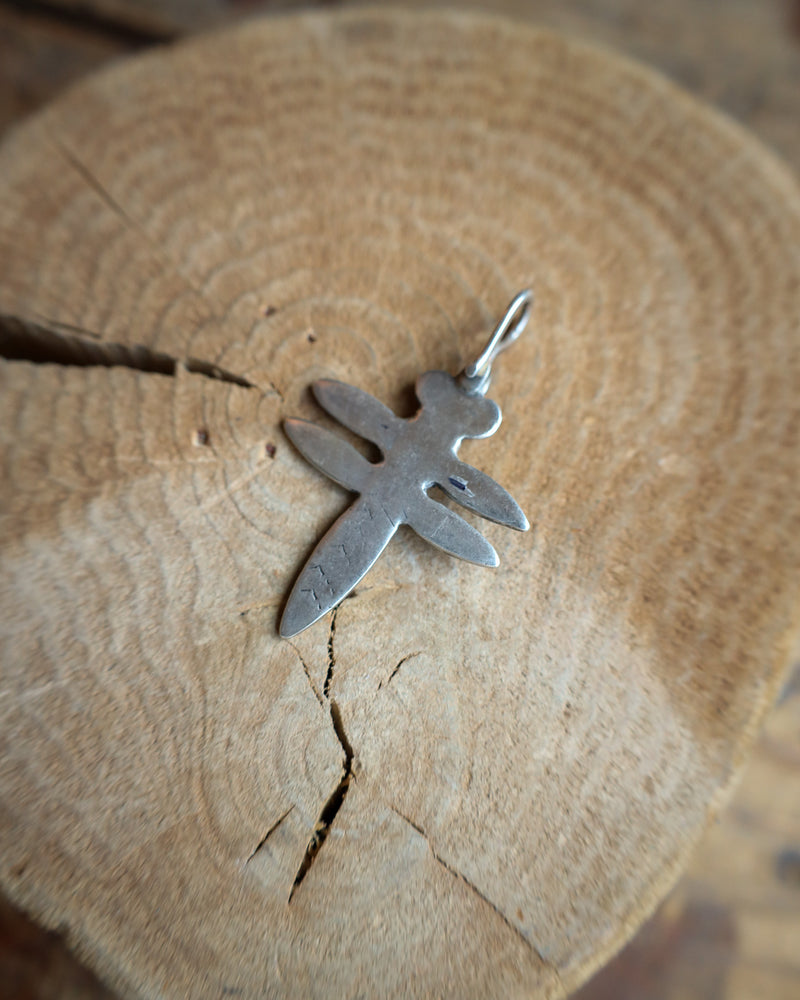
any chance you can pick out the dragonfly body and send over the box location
[280,370,529,638]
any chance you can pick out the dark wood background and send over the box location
[1,2,798,998]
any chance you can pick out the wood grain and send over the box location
[1,9,800,998]
[4,2,800,177]
[351,0,800,173]
[575,661,800,1000]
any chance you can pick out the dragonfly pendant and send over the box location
[279,291,533,638]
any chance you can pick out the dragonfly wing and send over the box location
[405,492,498,567]
[284,418,372,493]
[280,495,400,637]
[437,459,529,531]
[313,379,400,451]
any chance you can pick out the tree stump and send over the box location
[1,9,799,998]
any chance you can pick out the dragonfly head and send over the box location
[416,371,501,440]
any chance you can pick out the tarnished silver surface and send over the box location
[280,292,532,638]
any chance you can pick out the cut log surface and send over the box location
[573,661,800,1000]
[1,9,799,999]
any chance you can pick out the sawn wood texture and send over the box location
[1,9,799,998]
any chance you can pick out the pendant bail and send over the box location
[459,289,533,395]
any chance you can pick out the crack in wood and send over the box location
[289,607,355,902]
[322,604,339,699]
[266,380,284,402]
[0,312,255,388]
[388,804,564,990]
[287,642,323,707]
[378,651,422,690]
[52,138,232,312]
[245,805,294,865]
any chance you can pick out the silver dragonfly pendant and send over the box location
[279,291,533,637]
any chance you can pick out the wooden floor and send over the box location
[1,2,798,997]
